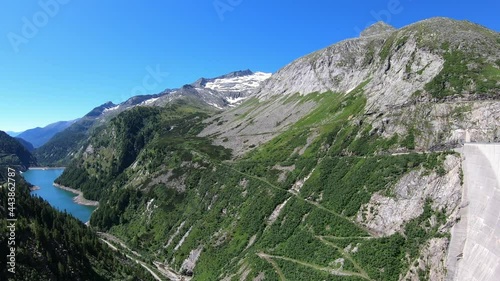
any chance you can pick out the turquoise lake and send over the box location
[22,169,96,223]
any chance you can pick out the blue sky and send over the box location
[0,0,499,132]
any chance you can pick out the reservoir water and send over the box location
[22,168,96,223]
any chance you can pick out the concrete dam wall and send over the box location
[447,144,500,280]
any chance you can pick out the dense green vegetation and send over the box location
[301,153,446,217]
[0,175,155,281]
[56,103,231,202]
[15,137,35,152]
[0,169,154,280]
[425,49,500,99]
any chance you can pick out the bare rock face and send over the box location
[255,22,445,113]
[376,101,500,151]
[180,246,203,276]
[357,154,462,237]
[254,17,499,105]
[355,154,462,280]
[199,96,317,156]
[402,238,450,281]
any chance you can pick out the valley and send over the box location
[1,16,499,281]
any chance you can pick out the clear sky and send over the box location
[0,0,499,132]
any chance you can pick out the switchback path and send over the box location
[256,252,286,281]
[98,232,187,281]
[257,252,372,280]
[316,236,371,280]
[99,237,163,281]
[222,163,377,236]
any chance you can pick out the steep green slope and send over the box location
[34,118,98,166]
[14,138,35,152]
[0,175,155,281]
[33,102,121,166]
[0,131,37,170]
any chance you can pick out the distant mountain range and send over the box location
[33,69,271,166]
[13,120,78,148]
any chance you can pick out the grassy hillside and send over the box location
[55,86,456,280]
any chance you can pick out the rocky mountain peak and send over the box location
[217,69,254,79]
[192,78,208,87]
[360,21,396,37]
[84,101,116,118]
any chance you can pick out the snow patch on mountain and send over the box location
[205,72,271,92]
[208,102,223,110]
[226,96,247,104]
[141,97,160,106]
[103,105,120,113]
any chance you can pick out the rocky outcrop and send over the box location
[267,197,291,225]
[180,246,203,276]
[256,18,498,107]
[403,238,450,281]
[374,101,500,151]
[357,154,462,236]
[254,22,446,112]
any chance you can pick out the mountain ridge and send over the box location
[34,69,271,166]
[201,16,499,156]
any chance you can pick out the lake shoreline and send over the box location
[29,167,66,170]
[24,169,96,223]
[53,183,100,207]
